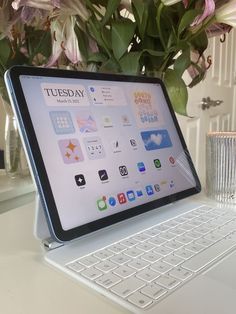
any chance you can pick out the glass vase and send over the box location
[2,96,29,178]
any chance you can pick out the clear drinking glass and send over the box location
[206,132,236,204]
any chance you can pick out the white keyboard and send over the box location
[66,206,236,311]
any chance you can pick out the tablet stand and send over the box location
[34,192,64,250]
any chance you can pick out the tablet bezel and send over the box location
[5,66,201,242]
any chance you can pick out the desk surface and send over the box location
[0,201,124,314]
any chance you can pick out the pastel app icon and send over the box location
[146,185,154,196]
[76,111,97,133]
[127,190,135,202]
[84,137,105,160]
[137,162,146,172]
[50,111,75,134]
[97,196,107,211]
[58,139,84,164]
[108,196,116,207]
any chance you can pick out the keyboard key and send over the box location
[133,234,150,242]
[107,243,126,254]
[96,273,121,288]
[148,236,166,246]
[136,242,155,252]
[179,223,194,231]
[204,232,223,242]
[110,253,131,265]
[175,234,193,244]
[194,225,211,235]
[174,248,194,259]
[143,228,160,237]
[168,267,192,281]
[153,246,172,256]
[182,238,236,272]
[141,252,162,263]
[128,259,149,271]
[136,268,160,282]
[169,227,185,236]
[162,254,184,266]
[67,261,84,272]
[111,277,145,298]
[95,261,117,273]
[185,243,204,253]
[128,291,152,308]
[159,231,176,240]
[113,265,136,278]
[164,240,183,250]
[141,283,167,300]
[123,247,143,258]
[155,275,181,289]
[154,224,170,232]
[79,255,99,267]
[185,231,202,239]
[81,267,102,280]
[120,238,139,248]
[94,249,113,260]
[173,217,188,224]
[195,238,214,248]
[151,261,172,274]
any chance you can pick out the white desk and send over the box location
[0,201,124,314]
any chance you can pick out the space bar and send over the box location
[182,238,236,272]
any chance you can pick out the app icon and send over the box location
[117,193,127,204]
[126,190,136,202]
[50,111,75,135]
[169,156,175,165]
[154,184,161,192]
[76,111,97,133]
[130,139,137,147]
[84,137,105,160]
[154,159,161,169]
[136,190,143,197]
[121,114,131,126]
[146,185,154,196]
[170,180,175,188]
[137,162,146,172]
[111,139,121,153]
[102,115,113,128]
[98,169,108,181]
[108,197,116,207]
[97,196,107,211]
[119,165,128,177]
[58,139,84,164]
[75,174,86,187]
[141,129,172,151]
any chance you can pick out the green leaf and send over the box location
[178,10,200,36]
[164,69,188,116]
[112,19,136,60]
[132,0,148,39]
[190,30,208,55]
[75,24,89,60]
[174,48,191,76]
[101,0,120,26]
[88,52,108,63]
[119,51,142,74]
[0,38,11,69]
[99,58,120,73]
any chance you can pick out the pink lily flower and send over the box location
[192,0,215,25]
[215,0,236,27]
[46,15,81,67]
